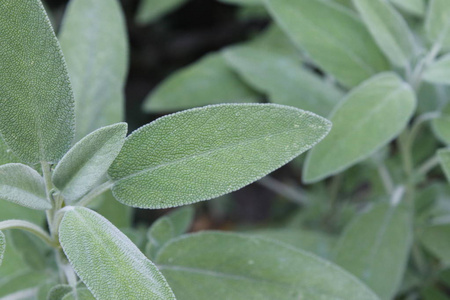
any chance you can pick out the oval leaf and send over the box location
[59,0,128,142]
[303,73,416,183]
[353,0,416,67]
[136,0,188,24]
[62,288,95,300]
[0,0,75,163]
[109,104,331,209]
[265,0,389,88]
[52,123,127,203]
[59,207,175,300]
[156,232,379,300]
[146,217,175,259]
[0,231,4,267]
[423,54,450,85]
[425,0,450,51]
[0,163,50,210]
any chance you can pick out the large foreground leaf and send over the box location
[156,232,379,300]
[59,207,175,300]
[109,104,331,208]
[0,0,75,163]
[303,73,416,183]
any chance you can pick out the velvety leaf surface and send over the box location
[59,0,128,141]
[353,0,416,67]
[425,0,450,51]
[423,54,450,85]
[0,163,50,210]
[420,223,450,265]
[142,53,259,112]
[438,149,450,182]
[390,0,425,16]
[156,232,380,300]
[109,104,331,209]
[265,0,389,87]
[303,73,416,183]
[0,231,4,267]
[334,198,413,300]
[52,123,127,203]
[0,0,75,163]
[0,139,20,166]
[59,207,176,300]
[223,46,342,117]
[48,284,73,300]
[136,0,188,24]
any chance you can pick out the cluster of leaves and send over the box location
[2,0,450,300]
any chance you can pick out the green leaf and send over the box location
[48,284,73,300]
[109,104,331,209]
[438,149,450,182]
[0,231,4,267]
[0,0,75,163]
[142,53,259,113]
[59,0,128,142]
[265,0,389,88]
[223,46,343,117]
[62,288,95,300]
[95,190,133,229]
[353,0,416,67]
[0,200,45,223]
[423,54,450,85]
[59,207,176,300]
[334,195,413,300]
[10,231,47,271]
[52,123,127,203]
[420,222,450,265]
[146,217,176,259]
[167,206,195,236]
[0,138,20,166]
[303,73,416,183]
[0,163,50,210]
[389,0,425,16]
[136,0,188,24]
[432,102,450,144]
[0,270,47,298]
[156,231,380,300]
[425,0,450,51]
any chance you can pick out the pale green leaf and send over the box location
[420,222,450,265]
[438,149,450,182]
[424,54,450,85]
[303,73,416,183]
[146,217,175,259]
[167,206,195,236]
[425,0,450,51]
[432,102,450,144]
[48,284,72,300]
[95,190,133,229]
[10,231,47,271]
[62,288,95,300]
[353,0,416,67]
[59,207,176,300]
[142,53,259,113]
[223,46,343,117]
[0,231,4,267]
[37,280,59,300]
[0,164,50,210]
[0,270,47,298]
[156,231,380,300]
[0,138,20,166]
[52,123,127,203]
[0,200,45,223]
[0,0,75,163]
[136,0,188,24]
[265,0,389,88]
[59,0,128,142]
[109,104,331,209]
[0,232,29,279]
[334,197,413,300]
[390,0,425,16]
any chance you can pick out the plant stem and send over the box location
[78,180,114,207]
[415,155,440,181]
[0,219,58,247]
[257,176,307,205]
[377,163,395,195]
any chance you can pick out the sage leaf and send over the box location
[0,270,47,298]
[95,190,133,229]
[52,123,127,203]
[334,195,413,300]
[353,0,416,67]
[438,149,450,182]
[0,164,50,210]
[420,222,450,264]
[223,46,343,117]
[142,54,259,113]
[0,231,4,267]
[390,0,425,16]
[109,104,331,209]
[303,73,416,183]
[0,0,75,163]
[156,232,380,300]
[432,103,450,144]
[48,284,72,300]
[423,54,450,85]
[425,0,450,51]
[10,231,47,271]
[265,0,389,88]
[59,0,128,142]
[136,0,188,24]
[146,217,176,259]
[0,139,20,166]
[167,206,195,236]
[0,200,45,224]
[62,288,95,300]
[59,207,176,300]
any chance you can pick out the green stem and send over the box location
[398,131,414,181]
[414,155,440,181]
[0,219,58,247]
[78,180,114,207]
[377,163,394,195]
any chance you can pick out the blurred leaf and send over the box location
[303,73,416,183]
[109,104,331,209]
[0,163,50,210]
[438,149,450,182]
[146,217,175,260]
[136,0,188,24]
[0,231,4,267]
[36,280,59,300]
[59,0,128,141]
[48,284,72,300]
[62,288,95,300]
[421,286,450,300]
[0,0,75,163]
[0,200,45,223]
[353,0,416,67]
[156,232,380,300]
[424,54,450,85]
[390,0,425,16]
[95,190,133,229]
[142,53,259,113]
[265,0,389,88]
[432,103,450,145]
[59,207,176,300]
[334,197,413,300]
[10,231,48,271]
[0,270,47,298]
[425,0,450,51]
[167,206,195,236]
[420,222,450,265]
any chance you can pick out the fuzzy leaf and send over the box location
[0,164,50,210]
[353,0,416,67]
[146,217,176,259]
[423,54,450,85]
[438,149,450,182]
[425,0,450,51]
[109,104,331,209]
[156,232,380,300]
[59,0,128,142]
[48,284,73,300]
[0,231,4,268]
[265,0,389,88]
[143,54,259,112]
[420,222,450,265]
[0,0,75,163]
[390,0,425,16]
[59,207,176,300]
[52,123,127,203]
[0,270,47,298]
[136,0,188,24]
[432,102,450,144]
[303,73,416,183]
[62,288,95,300]
[0,139,20,166]
[167,206,195,236]
[334,197,413,300]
